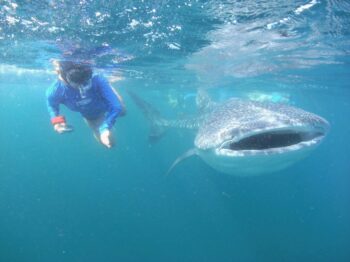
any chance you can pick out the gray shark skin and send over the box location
[128,91,329,176]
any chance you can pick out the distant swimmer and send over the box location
[46,60,125,148]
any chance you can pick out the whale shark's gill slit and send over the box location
[229,130,324,150]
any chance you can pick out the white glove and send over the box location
[100,129,113,148]
[54,123,73,134]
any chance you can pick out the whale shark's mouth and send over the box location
[219,128,326,156]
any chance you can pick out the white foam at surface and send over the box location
[295,0,318,15]
[0,64,53,75]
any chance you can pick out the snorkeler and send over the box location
[46,60,125,148]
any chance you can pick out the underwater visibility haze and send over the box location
[0,0,350,261]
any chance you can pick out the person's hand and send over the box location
[54,123,73,134]
[100,129,113,148]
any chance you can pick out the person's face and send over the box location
[65,68,92,89]
[67,78,92,89]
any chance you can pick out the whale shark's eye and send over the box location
[229,130,324,150]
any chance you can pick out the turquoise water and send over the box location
[1,1,350,261]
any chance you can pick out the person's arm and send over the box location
[96,75,124,148]
[97,75,124,134]
[46,83,72,133]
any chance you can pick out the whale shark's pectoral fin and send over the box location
[166,148,197,176]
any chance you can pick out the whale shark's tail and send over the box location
[127,90,200,141]
[127,90,201,175]
[127,90,197,176]
[127,90,167,142]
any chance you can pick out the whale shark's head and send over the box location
[195,98,329,175]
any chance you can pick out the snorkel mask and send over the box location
[58,60,93,89]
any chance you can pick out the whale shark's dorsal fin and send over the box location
[196,89,215,113]
[166,148,197,176]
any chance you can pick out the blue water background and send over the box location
[1,1,350,261]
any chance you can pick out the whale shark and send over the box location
[128,91,329,176]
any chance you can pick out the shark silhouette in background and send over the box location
[128,90,329,176]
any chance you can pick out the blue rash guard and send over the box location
[46,74,123,133]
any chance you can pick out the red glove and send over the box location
[51,115,66,125]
